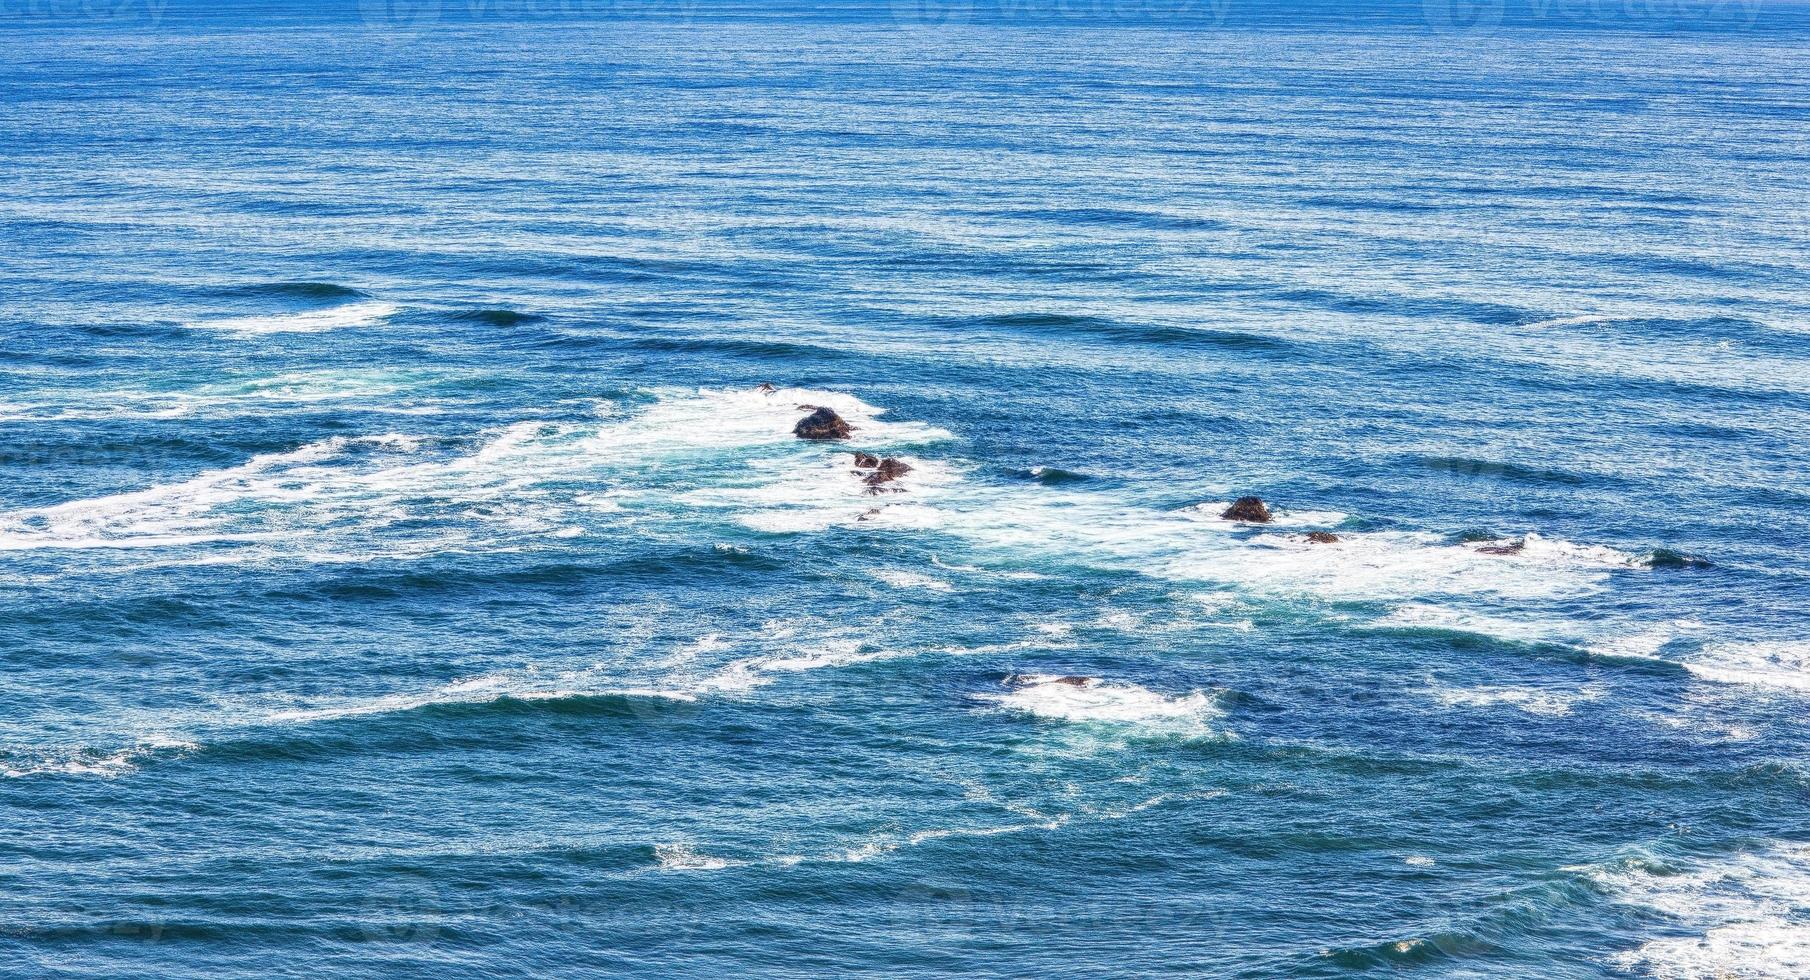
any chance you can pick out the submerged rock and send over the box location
[853,451,880,469]
[1220,496,1273,523]
[755,382,777,393]
[1050,676,1093,687]
[1476,539,1526,556]
[794,406,852,440]
[1306,531,1340,544]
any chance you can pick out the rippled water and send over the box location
[4,7,1810,977]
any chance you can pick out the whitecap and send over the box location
[1425,681,1602,717]
[653,843,736,872]
[982,675,1224,734]
[1,735,198,779]
[698,639,900,693]
[186,300,400,335]
[1681,641,1810,693]
[1581,844,1810,979]
[868,569,953,591]
[262,673,694,725]
[1521,313,1618,330]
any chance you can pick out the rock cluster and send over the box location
[855,453,912,493]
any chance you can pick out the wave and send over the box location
[696,638,905,694]
[1521,313,1621,330]
[1577,845,1810,979]
[1680,641,1810,693]
[1019,465,1093,485]
[225,281,367,300]
[1413,454,1622,488]
[969,312,1300,354]
[449,308,546,326]
[653,843,736,871]
[0,736,196,779]
[259,673,697,725]
[1425,681,1603,717]
[0,383,1666,631]
[185,299,399,335]
[0,369,458,423]
[648,785,1226,875]
[0,386,952,562]
[1380,608,1810,698]
[980,674,1225,735]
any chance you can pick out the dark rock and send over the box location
[862,457,912,488]
[1477,539,1526,556]
[853,451,880,469]
[857,507,882,522]
[755,382,777,393]
[1306,531,1340,544]
[1220,496,1273,523]
[794,406,852,440]
[1008,674,1092,688]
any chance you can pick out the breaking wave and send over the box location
[185,299,400,335]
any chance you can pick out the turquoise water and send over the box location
[4,6,1810,976]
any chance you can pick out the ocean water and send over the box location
[4,4,1810,976]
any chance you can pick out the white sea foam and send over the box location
[1522,313,1618,330]
[0,735,197,779]
[982,675,1224,734]
[0,383,1653,622]
[186,300,400,334]
[1678,642,1810,693]
[869,569,953,591]
[885,482,1640,603]
[262,672,696,724]
[698,639,900,693]
[653,843,737,871]
[1580,844,1810,979]
[0,386,954,563]
[1427,681,1603,717]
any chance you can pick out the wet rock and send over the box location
[1008,674,1092,688]
[755,382,777,393]
[1220,496,1273,523]
[1476,539,1525,556]
[857,507,882,522]
[853,451,881,469]
[1306,531,1340,544]
[794,406,852,440]
[862,457,912,487]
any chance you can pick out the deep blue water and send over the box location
[4,5,1810,977]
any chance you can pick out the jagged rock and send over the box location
[862,457,912,486]
[857,507,882,522]
[1306,531,1340,544]
[755,382,777,393]
[1008,674,1092,688]
[1220,496,1273,523]
[1477,539,1525,556]
[853,451,880,469]
[794,406,852,440]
